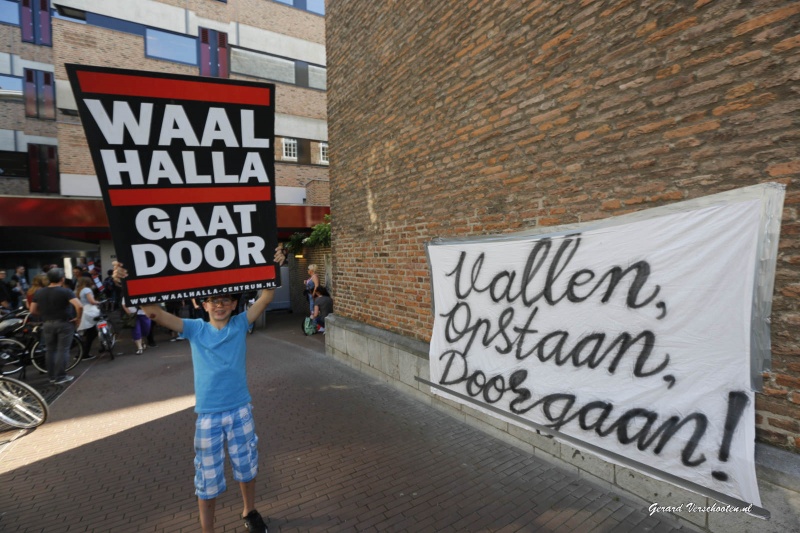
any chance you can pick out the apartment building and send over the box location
[0,0,329,273]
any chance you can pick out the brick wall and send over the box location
[0,24,53,63]
[306,178,330,206]
[275,162,329,189]
[0,101,27,132]
[0,177,28,195]
[239,0,325,45]
[327,1,800,450]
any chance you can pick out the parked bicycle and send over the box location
[93,299,117,360]
[0,310,84,378]
[0,374,49,429]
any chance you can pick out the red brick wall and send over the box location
[326,1,800,450]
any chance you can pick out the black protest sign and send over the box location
[67,65,279,304]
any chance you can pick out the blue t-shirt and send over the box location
[181,312,251,414]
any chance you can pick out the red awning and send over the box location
[0,195,329,233]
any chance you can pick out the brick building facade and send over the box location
[328,0,800,451]
[326,1,800,529]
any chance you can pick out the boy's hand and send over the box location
[274,245,287,266]
[112,261,128,285]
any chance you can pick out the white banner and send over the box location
[428,186,784,507]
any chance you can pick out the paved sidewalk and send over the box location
[0,313,691,532]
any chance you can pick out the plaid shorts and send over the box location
[193,403,259,499]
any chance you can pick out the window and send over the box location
[274,0,324,15]
[320,143,328,164]
[0,150,28,177]
[0,0,19,25]
[307,0,325,15]
[28,144,58,193]
[308,64,326,90]
[199,27,229,78]
[283,138,298,161]
[232,48,295,84]
[20,0,51,45]
[146,28,198,65]
[24,69,55,119]
[0,74,23,95]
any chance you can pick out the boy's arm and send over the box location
[141,304,184,333]
[246,289,275,324]
[244,244,286,324]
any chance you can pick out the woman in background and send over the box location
[25,273,49,312]
[75,276,100,361]
[304,265,319,314]
[123,298,151,355]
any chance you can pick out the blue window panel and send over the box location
[146,28,198,66]
[0,0,19,25]
[0,74,23,94]
[86,13,144,36]
[307,0,324,15]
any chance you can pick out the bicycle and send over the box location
[0,310,84,377]
[93,299,117,360]
[0,374,49,429]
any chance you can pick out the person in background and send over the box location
[123,299,151,355]
[11,266,29,308]
[0,270,12,310]
[75,276,100,361]
[304,265,319,314]
[29,268,82,385]
[103,269,120,309]
[192,298,209,321]
[25,273,49,315]
[310,286,333,334]
[167,299,187,342]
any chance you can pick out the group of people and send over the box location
[0,265,32,310]
[1,263,128,366]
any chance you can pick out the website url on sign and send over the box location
[649,502,753,516]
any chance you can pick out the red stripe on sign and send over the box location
[108,186,271,206]
[76,71,271,106]
[127,265,276,296]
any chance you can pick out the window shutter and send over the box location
[28,144,41,192]
[217,32,229,78]
[20,0,34,43]
[199,28,211,76]
[41,72,55,119]
[24,70,37,117]
[45,146,59,193]
[38,0,51,45]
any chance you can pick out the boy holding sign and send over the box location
[114,246,286,533]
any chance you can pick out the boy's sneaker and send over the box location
[53,375,75,385]
[243,510,268,532]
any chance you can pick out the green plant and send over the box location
[284,232,308,254]
[304,214,331,248]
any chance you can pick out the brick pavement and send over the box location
[0,313,693,532]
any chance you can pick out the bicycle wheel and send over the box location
[67,334,84,370]
[0,338,26,376]
[30,340,46,373]
[31,335,83,374]
[0,376,49,428]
